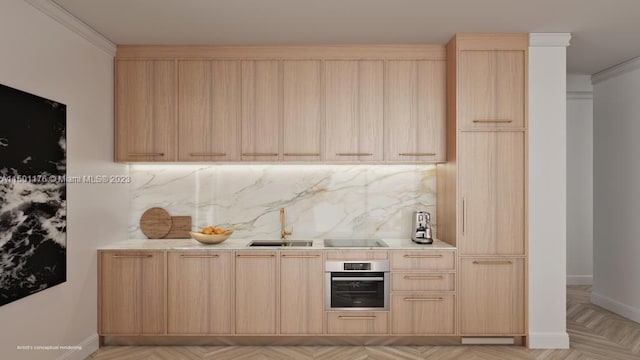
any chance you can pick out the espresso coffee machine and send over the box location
[411,211,433,244]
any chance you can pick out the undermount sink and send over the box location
[247,240,313,247]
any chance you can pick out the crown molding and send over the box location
[529,33,571,47]
[24,0,116,56]
[592,56,640,85]
[567,91,593,100]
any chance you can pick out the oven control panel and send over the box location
[343,262,371,271]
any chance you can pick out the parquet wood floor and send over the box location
[89,286,640,359]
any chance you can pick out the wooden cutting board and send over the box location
[139,207,172,239]
[163,216,192,239]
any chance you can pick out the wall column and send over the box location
[528,32,572,349]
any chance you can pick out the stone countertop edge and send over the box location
[97,238,456,250]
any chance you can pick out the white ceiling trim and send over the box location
[529,33,572,47]
[592,56,640,85]
[24,0,116,56]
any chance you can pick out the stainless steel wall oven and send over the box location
[325,260,390,310]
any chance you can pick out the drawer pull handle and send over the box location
[190,152,226,157]
[399,153,436,156]
[336,153,373,156]
[281,255,321,258]
[472,260,513,265]
[284,153,320,157]
[403,275,444,280]
[112,254,153,258]
[180,255,219,258]
[404,297,443,301]
[236,254,275,258]
[403,254,443,258]
[242,153,279,156]
[472,119,513,123]
[332,277,384,281]
[127,153,164,157]
[338,315,377,320]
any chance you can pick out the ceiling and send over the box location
[52,0,640,75]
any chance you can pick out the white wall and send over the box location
[592,58,640,323]
[0,1,128,359]
[528,33,571,349]
[566,74,593,285]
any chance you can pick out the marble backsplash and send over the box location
[129,164,436,240]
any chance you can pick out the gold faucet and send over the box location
[280,208,292,240]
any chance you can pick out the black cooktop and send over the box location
[323,239,388,247]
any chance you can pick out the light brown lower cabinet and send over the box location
[235,251,277,334]
[279,251,324,334]
[166,251,233,334]
[391,294,455,335]
[99,251,165,335]
[326,311,389,335]
[460,258,525,335]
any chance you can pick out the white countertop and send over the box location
[98,238,455,250]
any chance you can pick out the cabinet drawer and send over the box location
[326,311,388,335]
[326,251,388,261]
[391,293,455,335]
[390,251,455,270]
[392,272,455,292]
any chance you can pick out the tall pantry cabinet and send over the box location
[437,34,528,340]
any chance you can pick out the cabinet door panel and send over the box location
[460,258,525,335]
[459,50,525,129]
[235,252,277,334]
[99,251,165,335]
[391,273,455,292]
[279,252,324,334]
[325,60,383,161]
[242,60,281,161]
[283,60,322,161]
[115,60,176,162]
[391,293,455,335]
[326,312,388,335]
[459,131,525,255]
[178,60,240,161]
[167,252,233,334]
[390,250,456,270]
[384,60,446,162]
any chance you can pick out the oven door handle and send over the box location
[331,277,385,281]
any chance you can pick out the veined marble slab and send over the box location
[129,164,436,240]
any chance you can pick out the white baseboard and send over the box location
[567,275,593,285]
[528,332,570,349]
[57,333,99,360]
[592,292,640,323]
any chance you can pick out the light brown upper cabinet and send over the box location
[115,60,177,162]
[458,50,525,129]
[241,60,282,161]
[178,60,241,161]
[384,60,446,162]
[324,60,384,161]
[459,131,525,255]
[283,60,322,161]
[114,45,447,163]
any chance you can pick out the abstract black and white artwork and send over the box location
[0,83,66,306]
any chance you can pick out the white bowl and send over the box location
[190,229,233,244]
